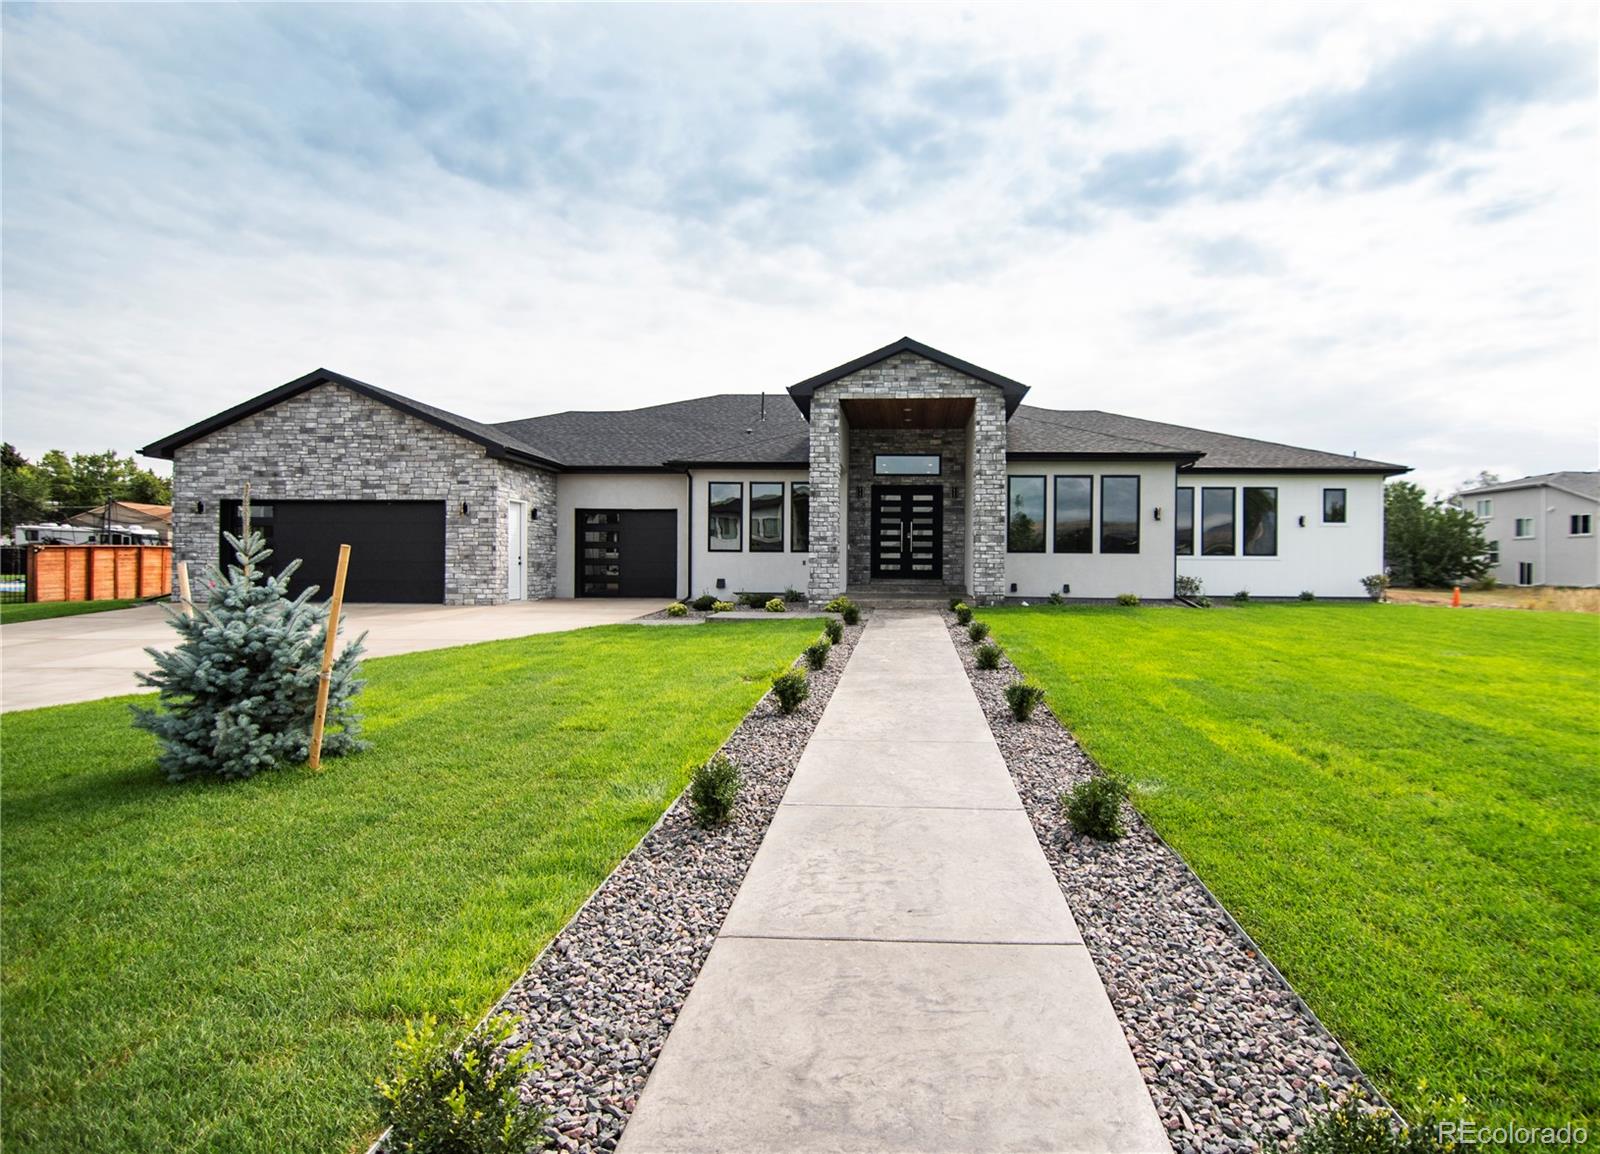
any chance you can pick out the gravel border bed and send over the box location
[947,612,1373,1154]
[482,618,864,1152]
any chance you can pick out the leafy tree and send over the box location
[1,444,53,533]
[1,445,171,531]
[1384,481,1490,588]
[1458,469,1501,493]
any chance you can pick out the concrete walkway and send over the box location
[618,611,1171,1154]
[0,599,667,712]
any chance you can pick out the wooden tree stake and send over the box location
[176,560,195,617]
[308,543,351,771]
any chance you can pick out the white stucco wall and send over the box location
[688,468,812,600]
[1002,460,1178,600]
[1176,473,1385,598]
[555,472,691,599]
[1471,486,1600,587]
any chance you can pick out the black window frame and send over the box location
[1007,475,1047,553]
[791,482,811,551]
[748,481,785,553]
[1201,487,1236,556]
[1323,488,1347,524]
[1243,486,1278,557]
[1053,475,1094,554]
[1175,486,1194,556]
[1519,561,1534,585]
[1571,513,1592,536]
[1099,475,1141,555]
[1486,539,1500,564]
[708,481,743,552]
[874,453,942,477]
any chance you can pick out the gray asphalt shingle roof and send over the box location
[1457,470,1599,500]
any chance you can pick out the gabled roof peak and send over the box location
[786,337,1031,419]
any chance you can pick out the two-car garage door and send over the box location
[220,500,445,602]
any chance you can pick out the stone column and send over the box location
[806,396,843,602]
[968,391,1009,604]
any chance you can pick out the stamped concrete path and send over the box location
[618,610,1171,1154]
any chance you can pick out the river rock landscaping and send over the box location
[491,619,865,1152]
[945,611,1371,1154]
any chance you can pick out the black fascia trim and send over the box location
[141,368,566,471]
[1008,451,1205,464]
[562,464,691,474]
[1178,464,1411,476]
[786,336,1031,419]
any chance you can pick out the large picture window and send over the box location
[749,483,784,551]
[875,454,941,476]
[1243,487,1278,556]
[791,482,810,551]
[1100,476,1140,554]
[708,482,742,551]
[1323,488,1347,524]
[1201,487,1235,556]
[1053,476,1093,553]
[1007,475,1046,552]
[1175,487,1194,555]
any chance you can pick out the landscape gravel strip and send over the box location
[489,619,863,1153]
[947,612,1371,1154]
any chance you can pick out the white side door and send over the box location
[507,501,526,600]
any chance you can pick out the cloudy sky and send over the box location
[2,2,1594,495]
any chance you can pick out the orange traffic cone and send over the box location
[1452,586,1461,607]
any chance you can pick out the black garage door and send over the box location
[577,509,677,597]
[220,499,446,603]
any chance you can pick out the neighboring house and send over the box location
[1454,471,1600,587]
[141,337,1408,605]
[65,500,174,544]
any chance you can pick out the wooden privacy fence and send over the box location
[25,545,173,603]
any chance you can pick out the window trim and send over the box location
[790,481,811,552]
[874,453,942,477]
[1242,486,1278,557]
[1514,517,1536,540]
[1053,474,1094,554]
[707,481,743,552]
[1518,561,1534,586]
[1174,486,1194,556]
[1201,487,1236,557]
[1570,513,1593,537]
[1486,539,1500,565]
[1007,474,1047,554]
[748,481,785,553]
[1322,487,1347,525]
[1474,498,1493,519]
[1099,474,1141,555]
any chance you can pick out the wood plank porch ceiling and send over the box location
[840,397,975,429]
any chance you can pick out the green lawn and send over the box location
[1,619,817,1153]
[984,602,1600,1127]
[0,598,146,624]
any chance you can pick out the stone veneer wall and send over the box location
[170,382,557,604]
[806,352,1008,603]
[845,427,969,586]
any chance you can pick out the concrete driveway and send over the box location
[0,599,667,713]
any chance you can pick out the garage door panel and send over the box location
[221,500,445,603]
[577,509,676,598]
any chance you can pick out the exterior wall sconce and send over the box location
[1153,507,1162,521]
[1297,515,1307,527]
[1062,583,1071,594]
[529,507,539,521]
[461,502,470,516]
[1010,582,1018,593]
[193,500,205,514]
[716,577,726,589]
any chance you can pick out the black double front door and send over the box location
[871,486,943,580]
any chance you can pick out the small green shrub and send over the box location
[1175,575,1203,598]
[1061,773,1129,840]
[967,620,990,642]
[1116,592,1140,606]
[1361,573,1390,602]
[840,602,861,625]
[823,619,844,644]
[1299,590,1316,601]
[1003,679,1046,722]
[1048,591,1065,605]
[666,602,688,617]
[771,669,810,714]
[1234,590,1251,602]
[765,597,787,613]
[823,595,855,614]
[805,639,831,669]
[738,591,766,608]
[691,594,717,611]
[948,597,964,611]
[975,641,1003,670]
[1194,596,1212,608]
[711,600,735,613]
[688,754,741,828]
[953,602,973,625]
[1270,1087,1456,1154]
[783,587,806,603]
[375,1012,547,1154]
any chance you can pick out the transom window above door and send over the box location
[874,454,941,476]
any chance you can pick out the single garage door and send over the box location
[220,499,446,603]
[577,509,677,597]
